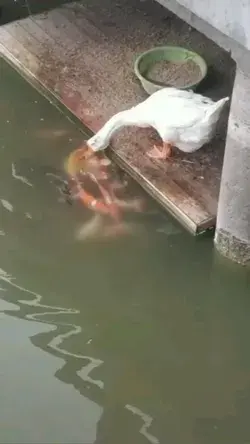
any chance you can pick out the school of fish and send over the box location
[64,143,144,240]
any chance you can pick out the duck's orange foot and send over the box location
[147,142,172,160]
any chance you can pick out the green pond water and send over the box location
[1,57,250,444]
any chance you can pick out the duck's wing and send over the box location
[150,96,207,134]
[123,88,213,133]
[147,87,214,104]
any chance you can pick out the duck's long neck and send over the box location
[87,110,132,151]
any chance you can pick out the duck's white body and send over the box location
[87,88,229,155]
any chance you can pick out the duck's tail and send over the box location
[206,96,230,124]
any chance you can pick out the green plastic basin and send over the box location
[134,45,207,95]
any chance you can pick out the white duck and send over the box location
[86,88,229,160]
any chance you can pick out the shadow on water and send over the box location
[0,58,250,444]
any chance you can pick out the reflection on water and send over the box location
[1,58,250,444]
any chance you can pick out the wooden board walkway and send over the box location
[0,0,234,233]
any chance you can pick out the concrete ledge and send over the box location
[155,0,250,73]
[156,0,232,52]
[215,229,250,266]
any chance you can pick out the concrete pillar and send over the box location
[214,64,250,265]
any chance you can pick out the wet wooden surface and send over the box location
[0,0,235,233]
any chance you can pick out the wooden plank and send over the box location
[0,0,234,233]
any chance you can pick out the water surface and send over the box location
[1,58,250,444]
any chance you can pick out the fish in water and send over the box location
[65,144,145,240]
[76,214,139,241]
[64,146,119,218]
[65,146,112,182]
[65,146,143,209]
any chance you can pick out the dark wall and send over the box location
[0,0,74,25]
